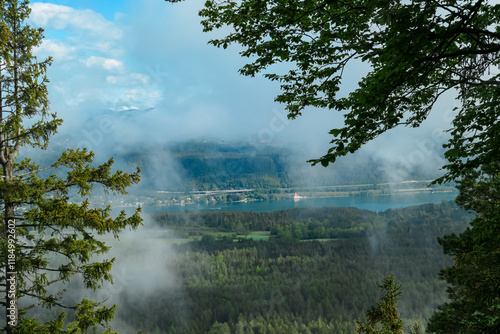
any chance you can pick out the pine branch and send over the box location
[20,288,72,312]
[13,163,56,179]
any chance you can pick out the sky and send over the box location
[28,0,457,179]
[29,0,339,148]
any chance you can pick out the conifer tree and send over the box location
[427,163,500,333]
[356,275,404,334]
[0,1,141,333]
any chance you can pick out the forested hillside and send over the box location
[114,201,472,333]
[116,140,443,191]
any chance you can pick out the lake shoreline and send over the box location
[144,189,459,214]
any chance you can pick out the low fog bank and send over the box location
[18,215,186,333]
[99,216,187,333]
[25,133,450,196]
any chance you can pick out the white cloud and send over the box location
[106,73,150,85]
[125,89,142,101]
[35,39,76,60]
[120,106,140,111]
[124,87,162,103]
[30,3,122,39]
[29,3,72,28]
[83,56,124,72]
[148,91,162,99]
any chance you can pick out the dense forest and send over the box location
[111,201,472,333]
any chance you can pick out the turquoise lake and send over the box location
[145,191,458,213]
